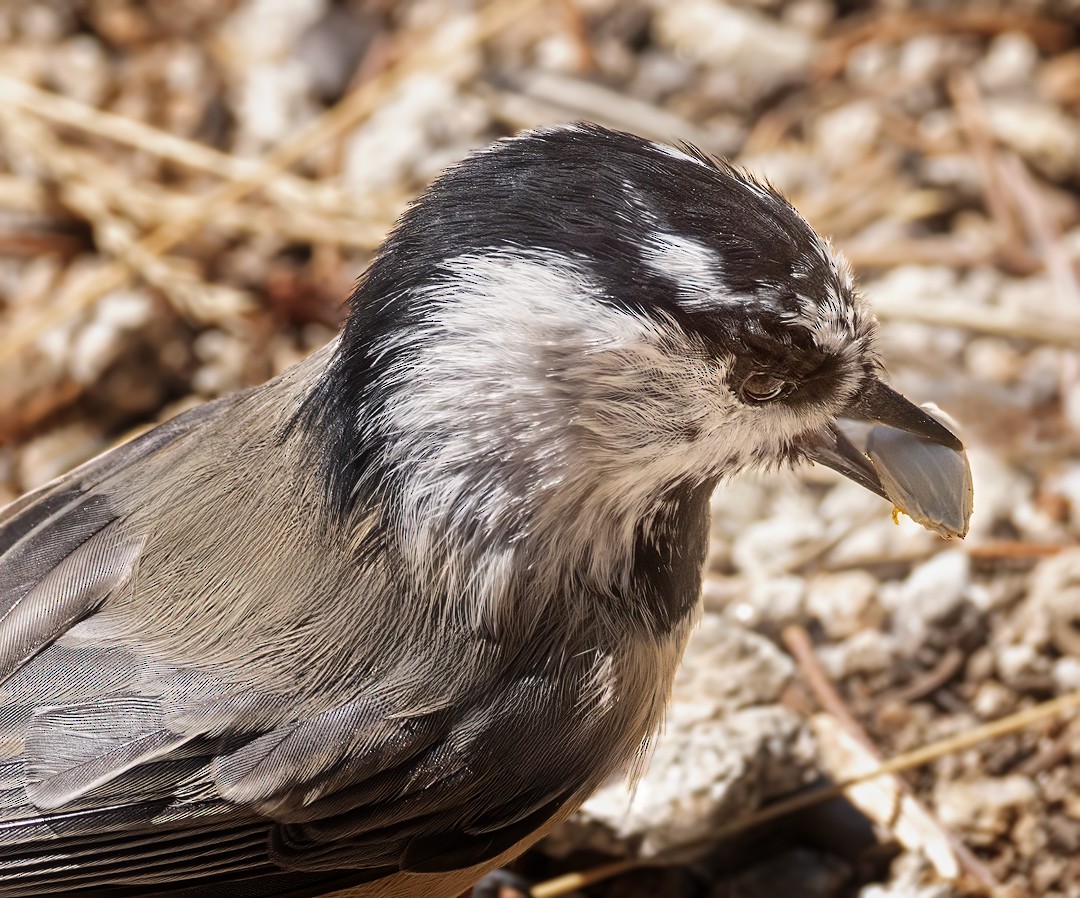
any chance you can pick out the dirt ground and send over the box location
[0,1,1078,896]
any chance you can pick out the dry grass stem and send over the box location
[0,0,542,364]
[531,690,1080,897]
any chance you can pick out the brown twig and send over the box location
[885,647,966,705]
[817,9,1072,81]
[782,625,886,753]
[998,152,1080,308]
[841,238,1032,273]
[870,294,1080,347]
[0,109,251,320]
[948,69,1032,273]
[967,541,1068,562]
[784,625,999,890]
[530,690,1080,896]
[0,0,543,364]
[0,72,384,221]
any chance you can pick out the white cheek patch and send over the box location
[641,231,722,304]
[422,250,652,370]
[371,249,750,612]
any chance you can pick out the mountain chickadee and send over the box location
[0,124,968,898]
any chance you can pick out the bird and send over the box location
[0,123,965,898]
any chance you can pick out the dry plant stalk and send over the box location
[0,0,543,365]
[0,108,250,321]
[530,686,1080,897]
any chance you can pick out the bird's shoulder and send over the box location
[0,369,650,892]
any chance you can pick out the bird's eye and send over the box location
[740,372,789,404]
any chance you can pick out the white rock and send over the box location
[976,32,1039,93]
[934,776,1038,842]
[994,642,1048,687]
[17,4,71,42]
[223,0,328,61]
[806,570,880,639]
[882,551,970,653]
[859,852,955,898]
[342,65,481,196]
[535,32,584,73]
[812,101,882,168]
[963,337,1024,384]
[547,617,811,859]
[817,629,896,680]
[16,424,104,491]
[738,574,807,629]
[68,290,156,385]
[672,616,794,713]
[985,99,1080,183]
[547,706,814,858]
[69,320,120,386]
[972,680,1013,719]
[51,35,109,106]
[1052,656,1080,692]
[729,489,827,578]
[232,60,317,150]
[652,0,815,97]
[846,42,893,88]
[898,34,956,84]
[1006,550,1080,653]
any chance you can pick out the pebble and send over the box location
[985,98,1080,183]
[806,570,880,639]
[1007,551,1080,653]
[881,550,970,654]
[549,615,809,859]
[652,0,814,106]
[976,32,1040,93]
[994,643,1050,688]
[737,574,807,629]
[934,776,1038,844]
[817,629,896,680]
[294,4,378,101]
[15,423,104,491]
[963,338,1025,384]
[972,680,1014,719]
[811,101,882,169]
[549,705,815,859]
[730,503,825,578]
[68,290,155,386]
[50,35,109,106]
[859,852,954,898]
[672,615,794,714]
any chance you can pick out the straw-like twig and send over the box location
[871,295,1080,346]
[0,73,393,222]
[530,690,1080,897]
[0,109,250,320]
[0,0,543,364]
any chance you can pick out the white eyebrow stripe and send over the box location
[640,231,722,303]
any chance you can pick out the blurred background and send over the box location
[0,0,1078,896]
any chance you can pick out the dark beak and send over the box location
[843,379,963,452]
[802,377,972,538]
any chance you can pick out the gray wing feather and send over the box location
[0,525,145,682]
[0,395,230,549]
[0,380,623,892]
[25,697,195,809]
